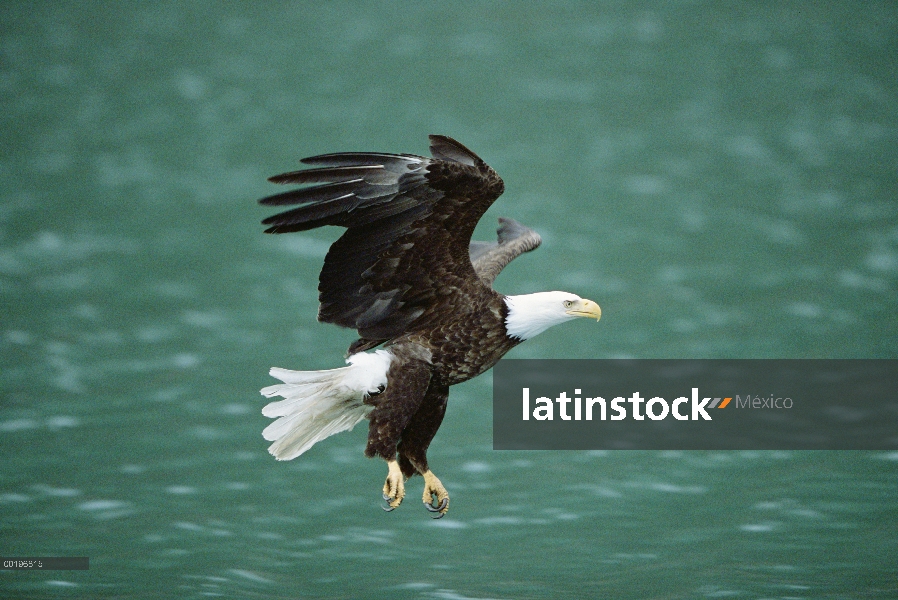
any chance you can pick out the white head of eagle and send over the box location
[504,291,602,341]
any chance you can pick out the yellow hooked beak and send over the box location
[566,298,602,321]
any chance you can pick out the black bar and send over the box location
[494,359,898,450]
[0,557,89,570]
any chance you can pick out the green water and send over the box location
[2,2,896,598]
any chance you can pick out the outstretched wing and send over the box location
[469,217,542,287]
[260,135,505,342]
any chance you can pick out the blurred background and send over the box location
[1,2,896,598]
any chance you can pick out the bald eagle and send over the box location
[259,135,601,517]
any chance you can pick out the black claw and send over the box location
[424,497,448,517]
[382,492,397,512]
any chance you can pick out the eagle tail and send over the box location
[259,350,392,461]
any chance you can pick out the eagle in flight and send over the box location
[258,135,601,517]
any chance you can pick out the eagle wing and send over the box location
[260,135,505,343]
[469,217,542,288]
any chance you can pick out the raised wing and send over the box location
[260,135,505,343]
[469,218,542,287]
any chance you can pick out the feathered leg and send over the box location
[397,382,450,517]
[364,344,433,511]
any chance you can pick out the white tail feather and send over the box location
[260,350,392,461]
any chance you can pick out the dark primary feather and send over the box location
[266,165,389,188]
[260,135,507,344]
[259,179,362,207]
[260,154,423,233]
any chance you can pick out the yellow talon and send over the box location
[422,470,449,516]
[382,460,405,510]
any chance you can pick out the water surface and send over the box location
[2,2,896,598]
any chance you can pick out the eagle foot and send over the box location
[422,470,449,518]
[381,460,405,512]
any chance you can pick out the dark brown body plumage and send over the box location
[260,135,541,479]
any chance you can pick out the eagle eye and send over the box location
[563,300,573,308]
